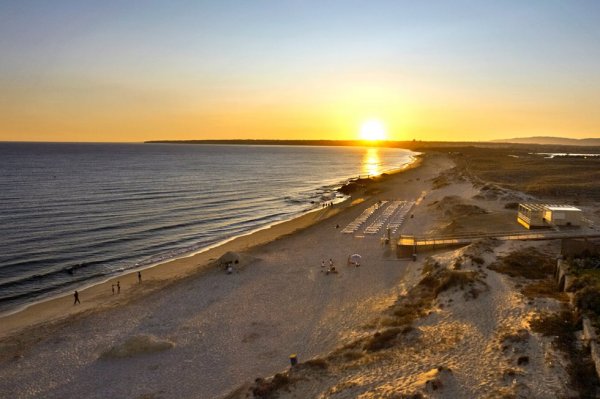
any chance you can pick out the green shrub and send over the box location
[363,328,403,352]
[435,270,478,296]
[252,373,292,398]
[575,287,600,315]
[489,248,554,279]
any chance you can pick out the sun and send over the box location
[359,119,387,141]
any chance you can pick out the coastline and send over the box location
[0,153,423,339]
[4,149,547,399]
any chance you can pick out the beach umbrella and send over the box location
[349,254,362,265]
[219,251,241,265]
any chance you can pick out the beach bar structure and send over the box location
[544,205,583,226]
[517,203,583,229]
[517,204,546,229]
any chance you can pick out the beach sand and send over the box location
[0,151,585,398]
[0,153,436,398]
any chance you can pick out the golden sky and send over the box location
[1,2,600,142]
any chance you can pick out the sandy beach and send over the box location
[0,153,434,398]
[0,150,597,398]
[5,2,600,398]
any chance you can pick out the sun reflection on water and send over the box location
[361,148,382,177]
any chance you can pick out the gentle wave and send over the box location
[0,143,415,312]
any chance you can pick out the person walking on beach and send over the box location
[73,290,80,305]
[117,281,121,294]
[329,258,334,268]
[138,271,142,283]
[321,260,325,268]
[111,284,115,295]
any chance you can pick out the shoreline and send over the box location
[0,154,423,339]
[0,196,349,319]
[0,150,464,399]
[2,147,599,399]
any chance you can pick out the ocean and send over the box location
[0,142,415,313]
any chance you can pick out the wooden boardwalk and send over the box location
[397,229,600,257]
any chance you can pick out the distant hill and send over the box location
[144,138,600,151]
[492,136,600,146]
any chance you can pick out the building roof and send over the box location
[519,203,582,212]
[519,203,547,211]
[545,205,582,212]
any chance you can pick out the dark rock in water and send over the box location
[338,182,361,195]
[337,177,374,195]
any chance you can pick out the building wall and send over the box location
[518,204,582,228]
[545,210,582,226]
[517,208,545,229]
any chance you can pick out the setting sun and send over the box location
[359,119,387,141]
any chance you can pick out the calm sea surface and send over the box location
[0,143,415,313]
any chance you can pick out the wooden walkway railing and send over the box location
[397,230,600,257]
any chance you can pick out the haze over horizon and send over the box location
[2,1,600,143]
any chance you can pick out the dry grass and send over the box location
[530,310,600,397]
[421,258,441,275]
[436,144,600,201]
[574,287,600,319]
[489,247,555,280]
[252,373,292,398]
[561,264,600,326]
[340,350,364,362]
[363,327,406,352]
[435,270,479,296]
[299,358,328,370]
[419,267,483,299]
[522,278,569,301]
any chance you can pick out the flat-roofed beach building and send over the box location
[517,203,583,229]
[517,203,546,229]
[543,205,583,226]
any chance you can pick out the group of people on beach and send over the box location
[73,271,142,305]
[111,281,121,295]
[321,202,334,208]
[321,255,363,276]
[321,258,338,275]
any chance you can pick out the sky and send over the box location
[1,0,600,142]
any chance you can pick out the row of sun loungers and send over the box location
[364,201,402,234]
[386,201,415,234]
[341,201,387,234]
[342,200,416,235]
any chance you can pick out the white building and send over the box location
[518,203,583,229]
[543,205,583,227]
[517,203,545,229]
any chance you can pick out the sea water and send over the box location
[0,142,415,313]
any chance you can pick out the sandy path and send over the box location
[271,241,570,399]
[0,154,451,398]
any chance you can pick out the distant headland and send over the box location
[145,138,600,151]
